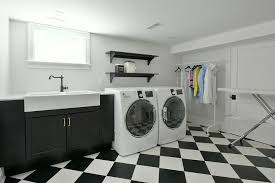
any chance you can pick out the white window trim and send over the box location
[27,23,91,69]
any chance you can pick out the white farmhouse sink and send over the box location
[24,91,100,112]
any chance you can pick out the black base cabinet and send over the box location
[1,95,114,176]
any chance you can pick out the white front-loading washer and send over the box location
[105,88,158,156]
[155,87,187,145]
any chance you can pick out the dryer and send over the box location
[105,88,158,156]
[155,87,187,145]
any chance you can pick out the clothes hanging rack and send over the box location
[181,61,219,135]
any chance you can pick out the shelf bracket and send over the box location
[147,75,153,82]
[110,52,115,63]
[147,58,154,65]
[110,73,114,83]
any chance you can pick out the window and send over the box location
[28,23,90,66]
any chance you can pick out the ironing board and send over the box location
[218,88,275,148]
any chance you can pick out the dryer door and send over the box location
[162,96,185,129]
[126,99,156,137]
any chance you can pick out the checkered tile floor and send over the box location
[5,122,275,183]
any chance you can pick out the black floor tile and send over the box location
[160,147,181,158]
[188,126,203,131]
[178,141,198,150]
[4,177,20,183]
[137,154,159,167]
[159,168,186,183]
[96,150,119,161]
[257,148,275,158]
[246,155,275,168]
[24,166,60,183]
[216,144,241,154]
[212,176,243,183]
[193,136,213,143]
[186,130,191,136]
[182,159,210,174]
[75,173,105,183]
[232,165,270,182]
[65,157,93,171]
[228,139,252,147]
[200,151,228,163]
[131,181,145,183]
[208,132,225,138]
[107,162,135,179]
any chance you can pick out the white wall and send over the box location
[0,14,10,97]
[9,20,180,94]
[182,38,275,146]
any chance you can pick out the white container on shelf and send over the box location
[124,61,136,73]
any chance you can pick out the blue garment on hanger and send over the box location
[198,64,207,103]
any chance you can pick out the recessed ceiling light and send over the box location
[147,22,161,30]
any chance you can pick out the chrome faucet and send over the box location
[49,75,69,92]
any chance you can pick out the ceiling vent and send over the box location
[147,22,161,30]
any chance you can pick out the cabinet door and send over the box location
[67,110,101,155]
[0,100,25,167]
[26,115,67,160]
[100,95,114,144]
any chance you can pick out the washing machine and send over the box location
[155,87,187,145]
[105,88,158,156]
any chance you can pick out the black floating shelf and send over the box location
[105,72,158,83]
[106,51,158,65]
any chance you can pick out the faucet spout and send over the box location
[48,75,68,92]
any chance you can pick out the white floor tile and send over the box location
[210,137,231,145]
[19,181,36,183]
[241,179,271,183]
[11,170,35,180]
[196,143,220,152]
[206,162,239,179]
[159,156,184,171]
[257,167,275,183]
[180,149,204,161]
[140,146,160,156]
[222,153,254,166]
[161,141,180,148]
[51,160,71,168]
[85,152,100,159]
[115,153,139,165]
[222,133,239,139]
[47,169,82,183]
[84,159,114,176]
[132,165,159,183]
[246,140,275,149]
[187,123,201,127]
[179,135,195,142]
[185,172,215,183]
[190,131,208,137]
[103,176,131,183]
[270,158,275,163]
[236,146,265,157]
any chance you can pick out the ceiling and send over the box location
[2,0,275,45]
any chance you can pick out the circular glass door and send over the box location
[126,99,156,137]
[162,96,185,129]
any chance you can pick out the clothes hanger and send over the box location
[174,66,182,72]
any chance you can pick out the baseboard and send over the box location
[0,168,5,183]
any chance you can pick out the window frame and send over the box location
[27,23,91,68]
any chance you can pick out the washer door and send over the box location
[126,99,156,137]
[162,96,185,129]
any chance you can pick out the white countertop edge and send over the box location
[0,91,114,101]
